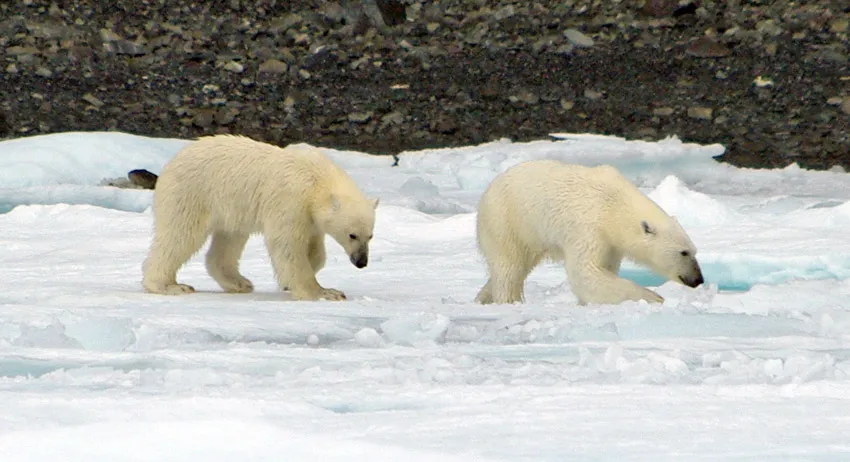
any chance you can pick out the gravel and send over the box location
[1,0,848,170]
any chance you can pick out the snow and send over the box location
[2,131,850,460]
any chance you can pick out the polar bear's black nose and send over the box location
[352,255,368,268]
[679,272,704,288]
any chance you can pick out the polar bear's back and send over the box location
[477,160,658,252]
[162,135,333,186]
[153,135,347,233]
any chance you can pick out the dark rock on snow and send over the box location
[128,169,158,190]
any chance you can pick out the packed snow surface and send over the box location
[2,131,850,461]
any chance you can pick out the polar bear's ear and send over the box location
[641,220,656,236]
[371,198,380,210]
[331,195,341,211]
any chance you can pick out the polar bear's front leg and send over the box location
[307,234,327,275]
[206,231,254,293]
[561,238,664,306]
[264,234,346,301]
[568,266,664,305]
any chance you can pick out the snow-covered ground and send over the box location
[2,131,850,461]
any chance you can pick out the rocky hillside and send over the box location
[1,0,848,170]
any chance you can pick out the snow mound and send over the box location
[0,131,186,188]
[648,175,739,227]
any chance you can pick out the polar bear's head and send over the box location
[317,194,380,269]
[631,217,704,288]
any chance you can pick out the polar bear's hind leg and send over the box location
[142,216,209,295]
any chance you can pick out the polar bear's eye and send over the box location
[349,234,358,240]
[680,250,690,257]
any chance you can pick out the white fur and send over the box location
[142,135,378,301]
[474,160,702,306]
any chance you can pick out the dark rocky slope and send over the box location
[1,0,848,170]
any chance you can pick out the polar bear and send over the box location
[474,160,704,306]
[141,135,379,301]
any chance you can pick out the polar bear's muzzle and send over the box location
[350,248,369,269]
[678,264,704,288]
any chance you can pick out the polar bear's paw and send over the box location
[166,283,196,295]
[290,286,346,301]
[144,281,196,295]
[319,288,347,301]
[220,275,254,294]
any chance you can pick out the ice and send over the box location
[6,131,850,216]
[396,176,472,215]
[0,131,184,213]
[13,320,83,349]
[2,131,850,460]
[648,175,739,227]
[354,327,386,348]
[0,131,187,188]
[380,313,451,347]
[399,176,440,197]
[0,420,496,462]
[0,184,152,214]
